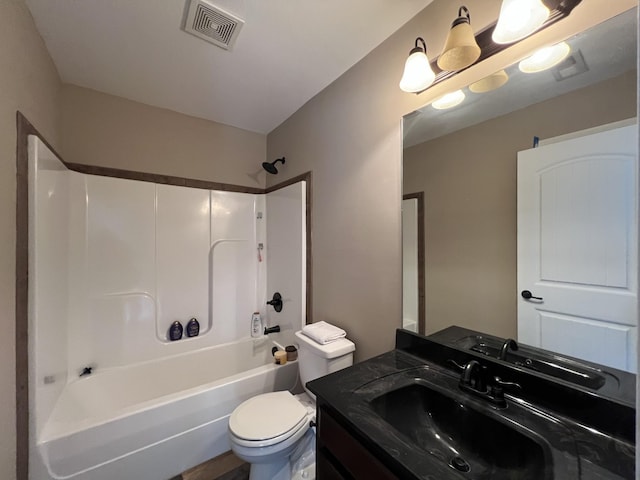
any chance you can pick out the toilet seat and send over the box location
[229,391,311,448]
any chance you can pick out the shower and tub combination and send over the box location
[28,136,307,480]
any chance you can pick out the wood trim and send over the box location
[65,162,264,194]
[266,172,313,325]
[304,173,313,325]
[14,111,314,480]
[16,112,33,480]
[403,192,425,335]
[264,171,311,193]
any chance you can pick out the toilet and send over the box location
[228,330,355,480]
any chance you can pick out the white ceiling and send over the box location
[25,0,433,134]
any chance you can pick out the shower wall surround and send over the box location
[30,138,70,440]
[29,136,306,440]
[66,175,267,372]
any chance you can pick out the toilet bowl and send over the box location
[229,391,315,480]
[228,329,355,480]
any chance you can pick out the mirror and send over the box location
[402,9,638,372]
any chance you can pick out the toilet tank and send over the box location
[294,330,355,399]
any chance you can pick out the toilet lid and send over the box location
[229,391,308,441]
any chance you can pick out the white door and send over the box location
[517,124,638,372]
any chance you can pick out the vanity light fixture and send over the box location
[431,89,466,110]
[469,70,509,93]
[398,0,581,94]
[438,6,481,71]
[399,37,436,93]
[518,41,571,73]
[492,0,550,44]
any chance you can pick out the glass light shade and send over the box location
[399,50,436,93]
[492,0,550,44]
[519,42,571,73]
[469,70,509,93]
[437,22,481,71]
[432,90,466,110]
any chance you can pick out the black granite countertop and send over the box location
[428,326,636,407]
[307,331,635,480]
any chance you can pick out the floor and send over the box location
[172,452,249,480]
[213,464,249,480]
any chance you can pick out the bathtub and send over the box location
[31,337,298,480]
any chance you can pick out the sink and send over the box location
[370,381,552,479]
[468,341,607,390]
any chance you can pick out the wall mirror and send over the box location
[402,8,638,373]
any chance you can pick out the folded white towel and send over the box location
[302,321,347,344]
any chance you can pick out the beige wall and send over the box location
[1,1,62,479]
[266,0,636,361]
[3,0,637,476]
[61,85,267,188]
[403,71,637,339]
[6,6,266,480]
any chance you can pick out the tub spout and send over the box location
[264,325,281,335]
[79,367,93,377]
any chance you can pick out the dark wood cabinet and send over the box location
[316,405,399,480]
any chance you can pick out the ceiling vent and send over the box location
[552,50,589,82]
[183,0,244,51]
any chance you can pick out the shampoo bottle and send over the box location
[169,321,183,341]
[186,318,200,337]
[251,312,262,338]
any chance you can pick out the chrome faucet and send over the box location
[499,339,518,360]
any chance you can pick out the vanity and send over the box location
[308,327,635,479]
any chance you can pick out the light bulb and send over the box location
[437,6,481,71]
[492,0,550,44]
[400,49,436,93]
[519,42,571,73]
[469,70,509,93]
[432,90,466,110]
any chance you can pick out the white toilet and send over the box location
[228,330,355,480]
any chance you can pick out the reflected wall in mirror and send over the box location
[402,8,638,372]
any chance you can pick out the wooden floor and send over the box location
[172,452,249,480]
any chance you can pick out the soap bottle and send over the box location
[169,321,183,341]
[251,312,262,338]
[186,318,200,337]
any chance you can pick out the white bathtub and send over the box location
[31,337,298,480]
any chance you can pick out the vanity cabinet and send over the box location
[316,404,399,480]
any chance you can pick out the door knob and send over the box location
[521,290,543,301]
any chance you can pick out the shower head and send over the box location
[262,157,285,174]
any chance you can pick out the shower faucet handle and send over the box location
[266,292,283,312]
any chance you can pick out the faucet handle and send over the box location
[447,359,465,372]
[493,376,522,390]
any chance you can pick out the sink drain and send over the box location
[451,456,471,473]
